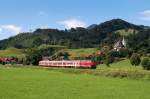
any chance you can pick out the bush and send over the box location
[141,57,150,70]
[104,54,114,67]
[109,50,119,57]
[119,48,129,57]
[24,48,42,65]
[130,53,141,66]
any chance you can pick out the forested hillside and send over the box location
[0,19,149,53]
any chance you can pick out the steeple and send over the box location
[114,36,127,51]
[122,36,126,48]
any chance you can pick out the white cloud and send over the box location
[0,25,21,34]
[140,10,150,21]
[38,11,48,16]
[59,19,87,29]
[0,28,2,33]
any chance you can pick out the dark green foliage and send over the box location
[56,51,70,60]
[24,44,66,65]
[37,44,57,57]
[130,53,141,66]
[109,50,119,57]
[104,53,114,67]
[127,29,150,54]
[25,48,42,65]
[141,57,150,70]
[109,49,131,58]
[91,54,104,63]
[119,48,131,57]
[33,38,44,47]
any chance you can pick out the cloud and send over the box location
[0,25,21,34]
[140,10,150,21]
[0,28,2,33]
[59,19,87,29]
[38,11,48,16]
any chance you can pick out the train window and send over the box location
[48,62,52,65]
[53,63,57,66]
[58,62,62,65]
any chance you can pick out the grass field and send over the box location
[0,47,98,59]
[65,48,99,59]
[97,59,143,70]
[0,66,150,99]
[114,29,138,36]
[0,48,25,58]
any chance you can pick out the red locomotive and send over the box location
[39,60,96,69]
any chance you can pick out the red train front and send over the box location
[39,60,96,69]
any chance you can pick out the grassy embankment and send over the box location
[0,48,25,58]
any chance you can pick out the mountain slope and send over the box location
[0,19,148,49]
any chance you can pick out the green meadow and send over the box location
[65,48,99,59]
[97,59,143,70]
[114,29,138,36]
[0,65,150,99]
[0,48,150,99]
[0,48,25,58]
[0,48,98,59]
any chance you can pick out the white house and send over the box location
[114,37,126,51]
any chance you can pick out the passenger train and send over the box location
[39,60,96,69]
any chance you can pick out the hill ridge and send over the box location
[0,19,149,50]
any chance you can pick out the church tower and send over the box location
[122,36,126,48]
[114,36,127,51]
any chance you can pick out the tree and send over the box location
[56,51,70,60]
[25,48,42,65]
[91,55,103,63]
[109,50,119,57]
[38,44,56,56]
[119,49,130,57]
[141,57,150,70]
[130,53,141,66]
[104,53,114,67]
[33,38,44,47]
[60,52,70,60]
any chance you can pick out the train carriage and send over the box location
[39,60,96,69]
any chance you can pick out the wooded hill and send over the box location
[0,19,150,53]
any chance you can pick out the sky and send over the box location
[0,0,150,40]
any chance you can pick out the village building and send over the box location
[114,37,127,51]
